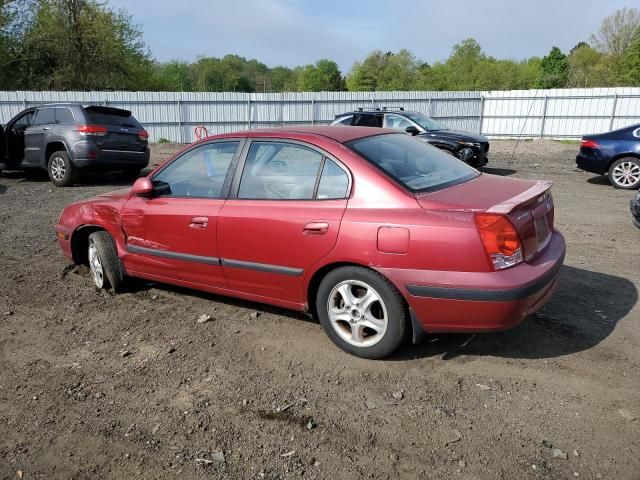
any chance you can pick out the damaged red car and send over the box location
[55,126,565,358]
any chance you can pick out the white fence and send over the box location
[1,87,639,143]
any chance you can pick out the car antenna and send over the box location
[509,89,541,165]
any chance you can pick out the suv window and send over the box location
[385,114,414,131]
[83,106,140,128]
[353,114,383,127]
[12,111,34,130]
[238,142,323,200]
[153,141,239,198]
[333,115,353,126]
[33,108,56,126]
[55,108,75,124]
[317,159,349,199]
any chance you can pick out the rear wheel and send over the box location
[316,266,409,359]
[88,231,125,292]
[609,157,640,190]
[48,150,77,187]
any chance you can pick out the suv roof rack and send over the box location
[355,106,405,112]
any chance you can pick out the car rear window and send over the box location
[347,133,479,193]
[83,106,141,128]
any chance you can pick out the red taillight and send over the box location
[76,125,107,136]
[580,138,599,149]
[475,213,523,270]
[138,130,149,141]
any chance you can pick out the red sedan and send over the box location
[55,126,565,358]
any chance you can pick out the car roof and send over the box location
[212,125,395,143]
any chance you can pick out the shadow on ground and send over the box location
[480,166,517,177]
[0,184,6,194]
[586,175,611,186]
[395,265,637,361]
[0,168,150,187]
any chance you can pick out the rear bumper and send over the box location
[72,146,150,170]
[576,151,607,175]
[379,231,565,333]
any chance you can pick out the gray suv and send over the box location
[0,103,150,186]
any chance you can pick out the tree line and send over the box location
[1,1,639,92]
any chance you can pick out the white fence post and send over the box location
[609,93,618,131]
[540,96,549,138]
[478,95,485,135]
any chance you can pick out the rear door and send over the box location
[24,107,55,166]
[218,140,351,305]
[120,140,241,288]
[83,106,147,154]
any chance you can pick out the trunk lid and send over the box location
[416,174,554,261]
[83,106,147,153]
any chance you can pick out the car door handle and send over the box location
[303,222,329,235]
[189,216,209,228]
[42,127,51,131]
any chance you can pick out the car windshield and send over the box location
[405,112,447,131]
[347,133,479,193]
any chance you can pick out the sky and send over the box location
[107,0,634,72]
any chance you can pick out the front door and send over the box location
[24,107,55,167]
[4,110,35,166]
[120,140,241,288]
[218,140,351,305]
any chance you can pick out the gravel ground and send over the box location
[0,139,638,480]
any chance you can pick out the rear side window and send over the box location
[353,114,383,127]
[317,159,349,199]
[83,107,140,128]
[33,108,55,126]
[238,142,323,200]
[55,108,74,124]
[347,133,479,193]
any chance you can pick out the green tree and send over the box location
[154,61,193,91]
[568,44,606,87]
[620,28,640,85]
[297,59,343,91]
[16,0,154,90]
[270,66,298,92]
[590,7,640,57]
[535,46,569,88]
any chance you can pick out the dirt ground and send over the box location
[0,139,638,480]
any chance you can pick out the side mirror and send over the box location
[131,176,154,196]
[405,126,420,136]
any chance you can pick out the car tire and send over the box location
[316,266,409,359]
[122,168,143,181]
[47,150,78,187]
[87,231,125,292]
[608,157,640,190]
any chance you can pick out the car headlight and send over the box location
[458,141,479,147]
[635,191,640,202]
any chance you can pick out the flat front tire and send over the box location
[609,157,640,190]
[48,150,77,187]
[316,266,409,359]
[88,231,125,292]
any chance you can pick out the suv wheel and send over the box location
[316,266,409,359]
[48,150,77,187]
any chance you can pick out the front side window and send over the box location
[12,111,34,130]
[347,133,478,193]
[405,112,447,132]
[333,116,353,126]
[153,141,239,198]
[55,108,75,124]
[385,114,414,132]
[33,108,55,126]
[238,142,323,200]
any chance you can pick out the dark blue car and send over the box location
[576,123,640,189]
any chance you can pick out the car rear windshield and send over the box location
[83,106,141,128]
[347,133,479,193]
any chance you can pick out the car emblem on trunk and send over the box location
[120,128,129,132]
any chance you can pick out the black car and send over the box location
[631,191,640,228]
[331,107,489,167]
[0,103,150,187]
[576,123,640,190]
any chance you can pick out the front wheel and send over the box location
[88,231,125,292]
[48,151,77,187]
[316,266,409,359]
[609,157,640,190]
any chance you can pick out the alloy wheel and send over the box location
[88,241,104,288]
[327,280,388,347]
[611,161,640,188]
[50,156,66,181]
